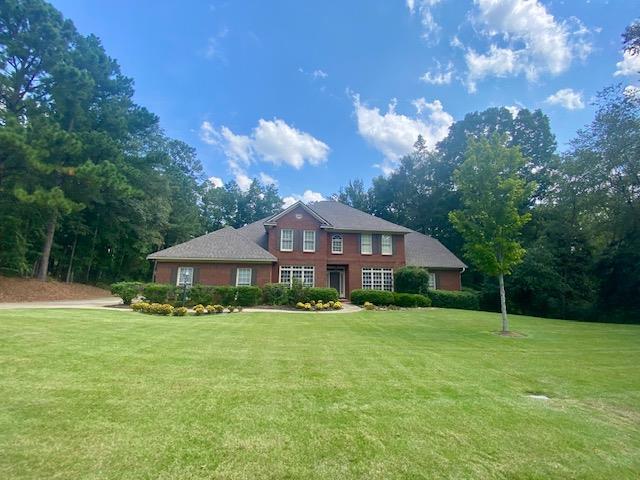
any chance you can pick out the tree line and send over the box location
[1,1,638,323]
[0,0,282,284]
[338,40,639,323]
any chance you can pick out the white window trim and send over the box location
[361,233,372,255]
[381,235,392,256]
[428,272,437,290]
[361,267,394,291]
[279,265,315,287]
[176,266,194,287]
[303,230,316,253]
[236,267,252,286]
[280,229,294,252]
[331,234,343,254]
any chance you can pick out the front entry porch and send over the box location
[327,266,347,298]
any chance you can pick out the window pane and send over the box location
[303,230,315,252]
[177,267,194,286]
[381,235,392,255]
[281,229,293,251]
[361,267,393,291]
[237,268,252,286]
[361,234,372,254]
[332,235,343,253]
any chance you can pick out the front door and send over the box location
[328,269,345,298]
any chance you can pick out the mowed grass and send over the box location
[0,308,638,479]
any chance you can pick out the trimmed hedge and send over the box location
[110,281,142,305]
[393,292,431,308]
[428,289,480,310]
[187,284,215,306]
[303,287,339,303]
[142,283,176,304]
[213,286,237,305]
[394,266,430,295]
[235,286,262,306]
[350,289,395,306]
[262,283,290,305]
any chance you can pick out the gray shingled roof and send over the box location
[237,217,269,249]
[307,201,412,233]
[404,230,466,269]
[147,226,276,262]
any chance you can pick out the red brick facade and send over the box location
[153,204,462,296]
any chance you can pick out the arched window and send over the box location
[331,234,343,254]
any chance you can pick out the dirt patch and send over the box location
[0,276,111,303]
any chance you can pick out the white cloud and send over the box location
[208,176,224,188]
[623,85,640,100]
[419,61,454,85]
[259,172,278,186]
[614,51,640,77]
[545,88,585,110]
[312,69,328,79]
[282,190,325,208]
[204,27,229,61]
[200,118,329,191]
[352,93,453,174]
[505,105,520,118]
[407,0,442,41]
[465,0,592,91]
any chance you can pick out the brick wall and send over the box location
[432,269,462,291]
[155,262,272,286]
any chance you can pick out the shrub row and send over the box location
[262,282,339,305]
[350,289,431,308]
[428,289,480,310]
[295,300,343,311]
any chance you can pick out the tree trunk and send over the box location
[37,211,57,282]
[65,233,78,283]
[498,273,509,334]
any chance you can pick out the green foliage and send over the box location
[350,289,395,306]
[394,267,430,295]
[235,286,262,307]
[187,285,215,307]
[262,283,290,305]
[172,306,188,316]
[302,287,338,303]
[142,283,175,304]
[110,281,142,305]
[288,279,306,305]
[213,286,237,306]
[393,292,431,308]
[449,135,535,277]
[428,290,480,311]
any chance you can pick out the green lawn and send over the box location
[0,308,638,479]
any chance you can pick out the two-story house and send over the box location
[148,200,466,297]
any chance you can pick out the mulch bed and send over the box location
[0,276,111,302]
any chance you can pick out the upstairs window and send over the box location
[360,234,372,255]
[331,234,343,254]
[236,268,252,286]
[381,235,392,255]
[177,266,194,287]
[303,230,316,252]
[280,229,294,251]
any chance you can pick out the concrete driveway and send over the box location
[0,297,122,309]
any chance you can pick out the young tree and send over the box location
[449,135,535,333]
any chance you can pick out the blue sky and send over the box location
[51,0,637,204]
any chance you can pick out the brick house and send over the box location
[148,200,466,297]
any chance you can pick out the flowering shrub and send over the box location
[132,302,149,312]
[193,304,206,315]
[173,306,188,316]
[296,300,343,311]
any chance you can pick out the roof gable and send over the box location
[264,200,331,227]
[147,226,276,262]
[307,201,411,233]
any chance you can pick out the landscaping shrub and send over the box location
[213,286,237,305]
[193,304,206,315]
[142,283,175,304]
[350,289,395,306]
[262,283,290,305]
[149,303,174,315]
[188,285,215,306]
[288,279,306,305]
[393,292,432,308]
[227,305,236,313]
[235,286,262,306]
[131,302,149,312]
[394,267,430,295]
[111,281,143,305]
[303,287,338,303]
[428,289,480,310]
[363,301,375,310]
[173,306,188,316]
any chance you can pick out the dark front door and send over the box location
[328,269,345,297]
